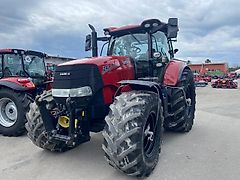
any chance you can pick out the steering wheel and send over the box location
[130,46,141,53]
[115,45,127,55]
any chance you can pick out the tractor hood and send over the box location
[58,56,134,76]
[53,56,135,105]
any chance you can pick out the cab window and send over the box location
[3,54,22,77]
[152,31,170,60]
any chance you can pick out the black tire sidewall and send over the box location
[0,89,26,135]
[140,95,162,172]
[183,71,195,128]
[103,91,163,177]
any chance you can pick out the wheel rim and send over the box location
[185,83,194,118]
[143,112,156,157]
[0,98,18,127]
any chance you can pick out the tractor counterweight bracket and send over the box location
[37,100,55,132]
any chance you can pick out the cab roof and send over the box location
[0,48,24,53]
[103,18,178,39]
[104,19,168,36]
[0,49,46,57]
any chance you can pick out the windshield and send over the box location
[109,31,170,61]
[23,54,46,77]
[109,33,149,61]
[1,53,45,78]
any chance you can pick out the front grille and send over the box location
[52,64,104,106]
[53,64,103,90]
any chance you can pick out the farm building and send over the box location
[189,63,228,75]
[45,55,75,65]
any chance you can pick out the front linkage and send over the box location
[35,94,90,148]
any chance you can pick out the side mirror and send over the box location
[153,51,167,63]
[174,49,179,54]
[167,18,179,38]
[168,18,178,26]
[153,52,162,59]
[85,34,92,51]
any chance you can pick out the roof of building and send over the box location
[46,55,75,61]
[189,62,228,66]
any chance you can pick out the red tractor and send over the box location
[26,18,196,177]
[0,49,51,136]
[202,75,211,82]
[46,63,57,78]
[194,74,208,87]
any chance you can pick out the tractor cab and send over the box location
[0,49,47,86]
[85,18,179,80]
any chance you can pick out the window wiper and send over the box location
[129,32,143,45]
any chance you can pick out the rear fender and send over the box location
[163,60,190,86]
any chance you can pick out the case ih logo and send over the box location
[102,62,120,74]
[60,72,71,76]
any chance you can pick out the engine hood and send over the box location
[58,56,133,76]
[59,56,131,66]
[54,55,135,105]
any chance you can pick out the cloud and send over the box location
[0,0,240,65]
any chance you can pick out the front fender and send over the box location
[0,81,28,91]
[118,80,161,93]
[0,78,35,91]
[163,60,190,86]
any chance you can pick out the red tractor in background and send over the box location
[0,49,51,136]
[26,18,196,177]
[46,63,57,78]
[202,75,211,82]
[194,74,208,87]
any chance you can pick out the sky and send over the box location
[0,0,240,66]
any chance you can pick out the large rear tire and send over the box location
[102,91,163,177]
[26,90,71,152]
[164,68,196,132]
[0,89,31,136]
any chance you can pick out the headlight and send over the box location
[52,86,93,97]
[69,86,92,97]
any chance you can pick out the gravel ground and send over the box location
[0,86,240,180]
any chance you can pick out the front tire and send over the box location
[0,89,31,136]
[102,91,163,177]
